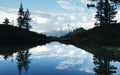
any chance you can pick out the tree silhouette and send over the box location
[23,9,32,31]
[93,57,117,75]
[16,50,31,75]
[17,3,32,30]
[3,18,10,25]
[87,0,119,26]
[90,47,120,75]
[17,3,24,28]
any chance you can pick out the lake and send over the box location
[0,42,120,75]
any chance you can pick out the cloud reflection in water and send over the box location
[29,42,91,58]
[29,42,94,73]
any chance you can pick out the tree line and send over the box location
[2,3,32,31]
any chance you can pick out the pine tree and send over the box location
[88,0,119,26]
[17,4,32,30]
[3,18,10,25]
[18,3,24,16]
[17,3,24,28]
[23,9,32,31]
[94,0,104,26]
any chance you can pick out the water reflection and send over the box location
[0,45,35,75]
[16,50,31,75]
[93,57,117,75]
[0,42,119,75]
[80,46,120,75]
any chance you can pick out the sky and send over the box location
[0,0,87,12]
[0,0,120,37]
[0,0,61,11]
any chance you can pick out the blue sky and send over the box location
[0,0,120,37]
[0,0,64,12]
[0,0,92,14]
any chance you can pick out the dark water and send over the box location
[0,42,120,75]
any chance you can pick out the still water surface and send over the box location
[0,42,120,75]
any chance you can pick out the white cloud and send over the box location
[79,67,94,73]
[56,59,83,70]
[57,0,73,10]
[30,46,49,53]
[57,0,85,12]
[62,24,69,31]
[57,17,65,22]
[70,15,76,20]
[29,42,91,58]
[82,16,87,22]
[0,56,4,60]
[0,7,18,24]
[55,45,93,71]
[77,22,95,29]
[32,16,49,24]
[28,42,93,73]
[69,50,75,55]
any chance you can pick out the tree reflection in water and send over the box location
[16,49,31,75]
[0,45,35,75]
[93,57,117,75]
[91,47,120,75]
[78,45,120,75]
[0,44,120,75]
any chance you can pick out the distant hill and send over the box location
[62,28,86,38]
[0,24,51,45]
[59,23,120,46]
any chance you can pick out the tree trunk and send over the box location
[104,0,109,24]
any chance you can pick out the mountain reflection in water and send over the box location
[0,42,120,75]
